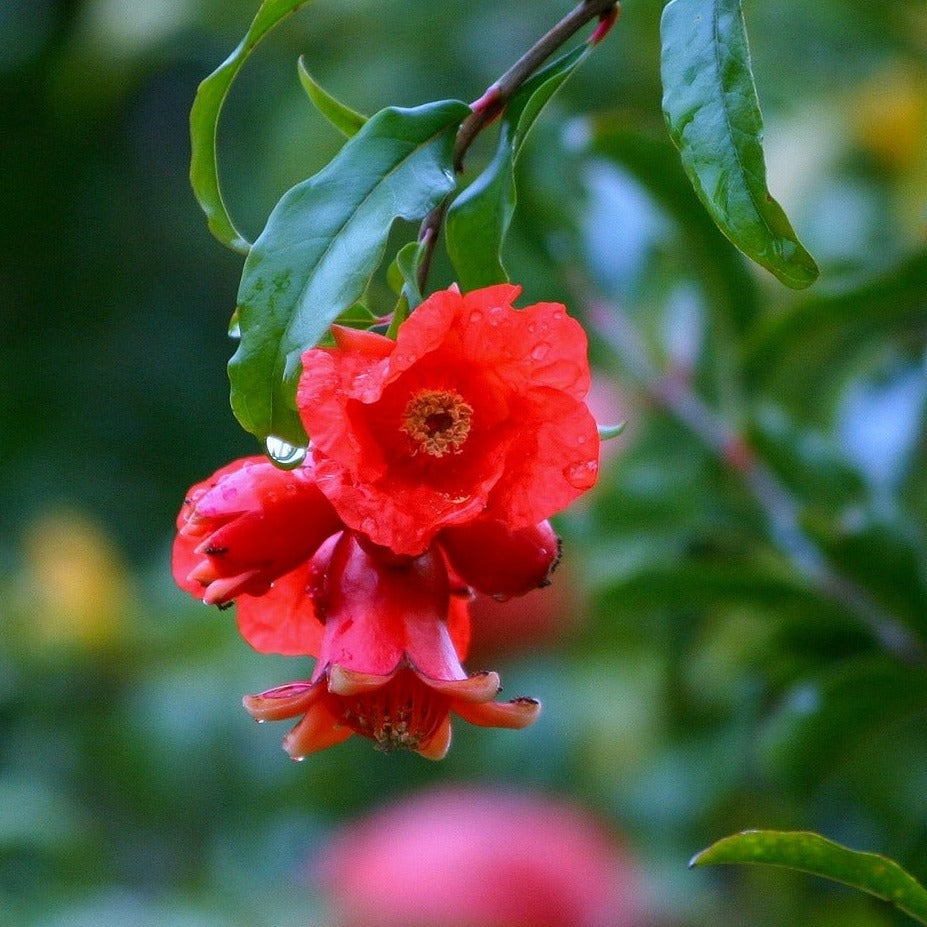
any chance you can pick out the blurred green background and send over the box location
[2,0,927,924]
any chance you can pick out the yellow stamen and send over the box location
[401,388,474,457]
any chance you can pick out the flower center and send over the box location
[339,670,450,753]
[400,388,474,458]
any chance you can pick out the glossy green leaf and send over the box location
[297,55,367,138]
[230,100,469,444]
[445,124,515,289]
[760,656,927,789]
[446,46,588,290]
[691,830,927,924]
[660,0,818,288]
[189,0,314,253]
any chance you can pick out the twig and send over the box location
[416,0,620,293]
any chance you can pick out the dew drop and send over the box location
[530,342,551,361]
[360,516,377,537]
[563,459,598,490]
[469,310,483,324]
[265,436,307,470]
[228,308,241,339]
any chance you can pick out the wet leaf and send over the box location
[297,55,367,138]
[189,0,314,253]
[660,0,818,287]
[691,829,927,924]
[230,100,468,444]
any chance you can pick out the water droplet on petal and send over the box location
[563,459,598,490]
[360,517,377,537]
[469,310,483,324]
[530,342,551,361]
[265,436,307,470]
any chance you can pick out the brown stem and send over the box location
[415,0,620,294]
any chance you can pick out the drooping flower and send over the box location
[314,786,644,927]
[242,532,540,760]
[172,456,342,651]
[297,284,599,555]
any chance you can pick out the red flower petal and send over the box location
[298,285,598,555]
[235,560,324,656]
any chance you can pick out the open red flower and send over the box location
[297,284,599,555]
[242,532,540,760]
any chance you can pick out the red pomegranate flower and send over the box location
[315,786,644,927]
[242,532,540,760]
[297,284,599,555]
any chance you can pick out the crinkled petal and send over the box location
[487,396,599,528]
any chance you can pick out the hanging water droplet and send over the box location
[562,459,598,490]
[265,436,307,470]
[228,308,242,340]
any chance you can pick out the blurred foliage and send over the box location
[1,0,926,924]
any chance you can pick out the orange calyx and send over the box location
[401,388,474,458]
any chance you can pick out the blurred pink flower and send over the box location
[315,787,643,927]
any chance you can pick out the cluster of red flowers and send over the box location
[172,284,599,759]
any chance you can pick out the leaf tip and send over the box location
[598,421,627,441]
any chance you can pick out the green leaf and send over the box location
[230,100,469,445]
[598,422,626,441]
[691,830,927,924]
[660,0,818,288]
[189,0,314,253]
[297,55,367,138]
[385,239,427,339]
[445,124,515,289]
[446,46,588,290]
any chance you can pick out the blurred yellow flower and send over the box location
[21,509,129,650]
